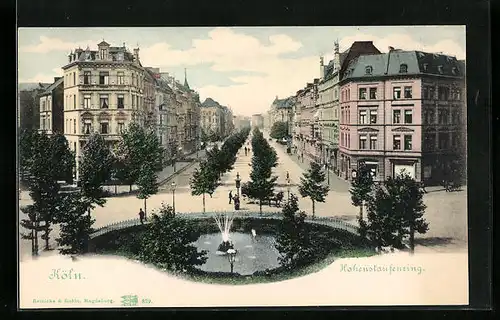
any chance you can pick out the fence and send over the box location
[89,211,360,239]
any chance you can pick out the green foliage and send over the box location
[50,133,76,183]
[20,204,45,255]
[365,171,429,252]
[190,162,220,212]
[350,163,374,220]
[270,121,289,140]
[298,161,330,218]
[79,133,114,208]
[246,128,278,212]
[275,194,313,269]
[138,204,208,272]
[56,193,95,255]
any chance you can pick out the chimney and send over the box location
[320,56,325,79]
[333,41,340,72]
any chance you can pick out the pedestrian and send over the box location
[229,190,233,204]
[138,208,145,224]
[244,147,248,156]
[420,181,428,193]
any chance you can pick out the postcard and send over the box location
[17,26,468,308]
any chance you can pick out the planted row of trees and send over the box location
[19,123,164,256]
[350,164,429,254]
[242,128,278,213]
[190,127,251,212]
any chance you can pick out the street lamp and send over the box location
[235,172,241,197]
[286,177,291,201]
[171,181,176,216]
[327,158,331,186]
[227,248,236,274]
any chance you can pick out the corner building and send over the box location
[339,49,465,184]
[62,41,147,181]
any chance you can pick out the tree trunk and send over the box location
[259,199,262,214]
[359,201,364,221]
[115,184,117,194]
[144,198,147,217]
[31,230,35,255]
[129,184,132,192]
[312,200,315,219]
[203,193,206,213]
[34,225,39,256]
[44,223,50,250]
[409,223,415,255]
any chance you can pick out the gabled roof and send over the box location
[273,96,295,109]
[202,97,223,109]
[40,77,64,95]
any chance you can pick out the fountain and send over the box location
[213,212,236,255]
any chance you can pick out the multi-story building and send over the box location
[38,77,64,135]
[338,48,465,184]
[233,115,251,131]
[317,41,381,173]
[294,80,320,162]
[62,41,147,180]
[268,96,295,131]
[200,98,224,138]
[221,106,234,137]
[18,84,50,131]
[251,114,264,129]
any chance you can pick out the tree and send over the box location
[136,163,158,217]
[79,133,114,212]
[350,162,374,223]
[275,194,312,269]
[55,193,95,255]
[298,161,330,219]
[20,204,44,255]
[365,171,429,254]
[190,163,220,213]
[50,133,76,183]
[139,204,208,272]
[384,172,429,254]
[270,121,289,140]
[19,129,36,182]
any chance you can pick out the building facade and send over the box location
[62,41,148,180]
[19,84,50,131]
[38,77,64,135]
[268,96,295,131]
[294,81,320,162]
[339,49,465,184]
[251,114,264,129]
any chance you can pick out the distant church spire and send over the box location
[184,68,190,89]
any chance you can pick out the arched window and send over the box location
[365,65,373,75]
[399,64,408,73]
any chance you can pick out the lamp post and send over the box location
[327,157,331,186]
[286,177,291,201]
[235,172,241,198]
[171,181,176,216]
[227,248,236,274]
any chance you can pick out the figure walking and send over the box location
[138,208,145,224]
[229,190,233,204]
[244,147,248,156]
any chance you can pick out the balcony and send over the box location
[78,75,142,89]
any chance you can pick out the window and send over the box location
[404,135,412,150]
[452,67,457,75]
[399,64,408,73]
[369,88,377,99]
[369,110,377,124]
[41,100,46,112]
[393,87,402,99]
[359,88,367,100]
[118,52,124,61]
[118,122,124,134]
[438,65,443,74]
[73,95,76,109]
[429,87,435,99]
[73,119,76,134]
[99,72,109,85]
[100,96,109,108]
[100,122,109,134]
[118,72,125,85]
[438,109,448,124]
[84,71,90,84]
[404,110,413,123]
[456,89,462,100]
[359,110,368,124]
[393,110,401,124]
[439,133,449,149]
[438,86,449,100]
[424,134,436,150]
[393,135,401,150]
[452,110,460,124]
[117,95,124,108]
[423,63,428,72]
[132,94,135,107]
[359,136,367,149]
[404,86,413,98]
[84,122,91,134]
[100,49,107,60]
[132,74,136,86]
[370,136,377,149]
[74,142,76,152]
[84,95,91,108]
[365,66,373,75]
[428,109,436,124]
[73,73,76,86]
[422,86,428,99]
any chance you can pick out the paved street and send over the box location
[19,132,467,260]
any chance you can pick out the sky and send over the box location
[18,26,465,117]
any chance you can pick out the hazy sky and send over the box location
[18,26,465,117]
